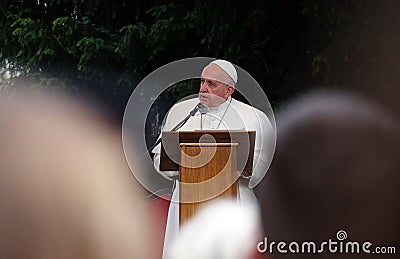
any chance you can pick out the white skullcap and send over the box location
[210,59,238,85]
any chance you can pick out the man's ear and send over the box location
[225,86,235,98]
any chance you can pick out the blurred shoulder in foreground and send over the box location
[0,91,153,259]
[166,199,263,259]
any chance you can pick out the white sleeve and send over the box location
[249,111,275,188]
[152,107,179,179]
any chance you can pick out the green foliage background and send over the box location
[1,0,400,113]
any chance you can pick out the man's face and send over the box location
[199,64,235,107]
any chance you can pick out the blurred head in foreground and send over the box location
[257,90,400,258]
[0,92,151,259]
[167,199,261,259]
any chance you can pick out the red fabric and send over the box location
[146,195,171,259]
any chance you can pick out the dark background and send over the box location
[1,0,400,143]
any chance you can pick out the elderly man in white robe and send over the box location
[152,59,274,258]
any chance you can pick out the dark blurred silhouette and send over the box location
[257,90,400,258]
[0,92,153,259]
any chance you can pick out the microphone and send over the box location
[148,103,205,152]
[198,103,209,114]
[174,103,205,130]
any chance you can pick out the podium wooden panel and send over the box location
[179,143,238,226]
[160,130,255,174]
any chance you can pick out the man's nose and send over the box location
[199,82,209,93]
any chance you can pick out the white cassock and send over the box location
[152,96,274,258]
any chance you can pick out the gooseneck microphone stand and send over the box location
[148,103,208,152]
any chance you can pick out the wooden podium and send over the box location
[159,130,255,226]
